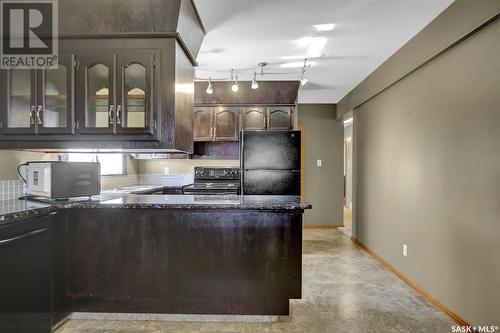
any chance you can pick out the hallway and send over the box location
[56,229,454,333]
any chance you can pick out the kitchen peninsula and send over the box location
[0,194,311,330]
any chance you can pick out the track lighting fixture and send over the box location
[231,79,239,92]
[231,69,239,93]
[299,60,308,86]
[251,72,259,90]
[206,78,213,94]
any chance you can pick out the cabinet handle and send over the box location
[108,105,115,125]
[116,105,122,125]
[30,105,36,125]
[0,228,50,246]
[36,105,43,125]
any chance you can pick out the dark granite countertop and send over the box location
[0,194,311,226]
[103,184,188,194]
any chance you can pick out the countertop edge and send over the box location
[0,199,312,226]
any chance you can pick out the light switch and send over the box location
[164,167,170,175]
[403,243,408,257]
[316,159,322,167]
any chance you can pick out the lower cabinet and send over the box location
[65,208,301,315]
[0,215,53,332]
[0,212,71,333]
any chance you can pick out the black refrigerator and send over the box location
[240,130,301,195]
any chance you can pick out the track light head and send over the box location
[231,73,239,93]
[206,78,213,94]
[251,72,259,89]
[299,66,308,86]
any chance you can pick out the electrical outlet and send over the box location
[164,167,170,175]
[316,159,322,167]
[402,243,408,257]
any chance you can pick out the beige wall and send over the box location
[0,150,59,181]
[352,16,499,325]
[298,104,344,226]
[139,159,239,175]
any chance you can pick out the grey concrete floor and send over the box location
[56,229,455,333]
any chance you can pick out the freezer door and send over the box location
[241,131,300,170]
[242,170,301,195]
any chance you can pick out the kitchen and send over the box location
[0,1,499,332]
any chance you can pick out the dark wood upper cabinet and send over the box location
[267,107,292,130]
[193,105,294,142]
[241,107,266,130]
[0,55,75,135]
[194,106,239,142]
[214,107,239,141]
[193,107,213,141]
[0,0,205,152]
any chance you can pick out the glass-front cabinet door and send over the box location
[1,69,37,134]
[36,54,75,134]
[76,53,115,134]
[116,52,155,135]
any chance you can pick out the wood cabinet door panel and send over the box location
[267,107,292,130]
[214,106,238,141]
[193,107,213,141]
[241,107,266,131]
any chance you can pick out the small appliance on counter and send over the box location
[22,161,101,200]
[183,167,240,195]
[240,130,301,195]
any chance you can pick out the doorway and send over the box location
[340,114,353,237]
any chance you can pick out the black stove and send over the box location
[183,167,240,195]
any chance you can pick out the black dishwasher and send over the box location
[0,216,52,333]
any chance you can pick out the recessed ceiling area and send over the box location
[193,0,454,103]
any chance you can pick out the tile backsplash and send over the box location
[0,180,26,201]
[0,173,195,200]
[99,173,194,191]
[138,173,193,187]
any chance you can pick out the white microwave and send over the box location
[26,161,101,199]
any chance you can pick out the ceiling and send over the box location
[193,0,454,103]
